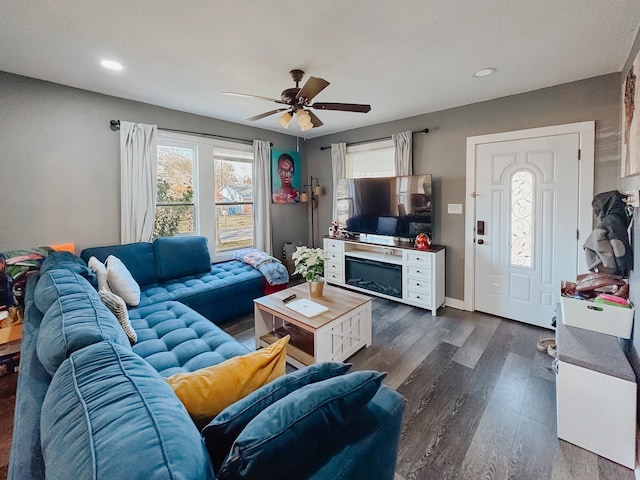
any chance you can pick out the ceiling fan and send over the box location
[223,69,371,131]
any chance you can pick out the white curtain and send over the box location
[253,140,272,253]
[331,143,346,221]
[119,121,158,244]
[393,130,413,176]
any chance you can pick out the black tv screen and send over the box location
[337,174,432,240]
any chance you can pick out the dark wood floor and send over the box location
[227,297,636,480]
[0,298,635,479]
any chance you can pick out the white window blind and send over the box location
[345,139,395,178]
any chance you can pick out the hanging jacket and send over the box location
[583,191,633,277]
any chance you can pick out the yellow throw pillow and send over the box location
[166,336,289,424]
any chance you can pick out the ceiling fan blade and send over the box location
[296,77,330,103]
[223,91,288,105]
[307,110,324,128]
[247,108,289,121]
[312,102,371,113]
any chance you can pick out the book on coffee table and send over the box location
[285,298,328,318]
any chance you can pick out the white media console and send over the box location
[323,236,445,315]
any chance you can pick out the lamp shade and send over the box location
[297,110,312,128]
[278,112,293,128]
[300,192,309,202]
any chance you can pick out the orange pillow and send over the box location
[166,336,289,424]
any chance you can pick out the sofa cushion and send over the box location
[154,236,212,281]
[88,256,110,292]
[80,242,158,286]
[203,362,352,473]
[130,300,250,377]
[37,279,131,377]
[40,251,97,288]
[106,255,141,306]
[98,289,137,344]
[166,336,289,426]
[218,370,386,480]
[34,269,94,314]
[41,341,214,480]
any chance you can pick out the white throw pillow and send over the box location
[87,256,110,292]
[105,255,141,307]
[98,288,137,344]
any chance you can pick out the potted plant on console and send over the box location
[292,246,329,298]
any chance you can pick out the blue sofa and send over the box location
[80,236,269,324]
[9,245,406,479]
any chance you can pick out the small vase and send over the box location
[308,279,324,299]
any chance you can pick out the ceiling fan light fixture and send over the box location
[297,109,312,128]
[278,111,293,128]
[300,122,313,131]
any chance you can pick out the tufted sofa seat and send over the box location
[136,260,265,323]
[130,300,250,377]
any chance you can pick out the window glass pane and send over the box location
[155,205,194,237]
[215,158,253,251]
[510,170,534,267]
[216,204,253,251]
[154,145,194,238]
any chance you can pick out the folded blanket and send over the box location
[233,249,289,286]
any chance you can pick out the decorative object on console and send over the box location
[414,233,431,250]
[292,246,329,298]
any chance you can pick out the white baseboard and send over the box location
[445,297,464,310]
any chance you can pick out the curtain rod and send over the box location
[319,128,429,151]
[109,120,273,147]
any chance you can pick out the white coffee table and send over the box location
[254,283,372,368]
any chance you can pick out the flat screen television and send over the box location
[336,174,432,240]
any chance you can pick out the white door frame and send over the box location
[463,121,595,312]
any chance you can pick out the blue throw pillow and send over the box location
[154,236,211,281]
[217,370,385,480]
[202,362,352,473]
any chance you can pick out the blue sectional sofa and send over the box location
[9,243,406,479]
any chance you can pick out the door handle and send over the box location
[477,239,484,244]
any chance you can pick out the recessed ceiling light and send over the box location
[473,68,495,78]
[100,59,123,71]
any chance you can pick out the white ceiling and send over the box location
[1,1,639,139]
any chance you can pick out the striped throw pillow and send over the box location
[98,288,137,344]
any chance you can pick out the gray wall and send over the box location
[0,70,624,304]
[306,74,621,301]
[0,71,309,255]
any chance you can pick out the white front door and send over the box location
[473,133,580,327]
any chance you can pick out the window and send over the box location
[155,132,254,261]
[155,144,195,238]
[214,148,253,252]
[346,139,395,178]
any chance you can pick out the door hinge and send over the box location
[578,149,581,161]
[577,229,579,240]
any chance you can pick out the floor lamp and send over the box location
[301,177,322,247]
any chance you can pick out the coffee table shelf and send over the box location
[254,283,372,368]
